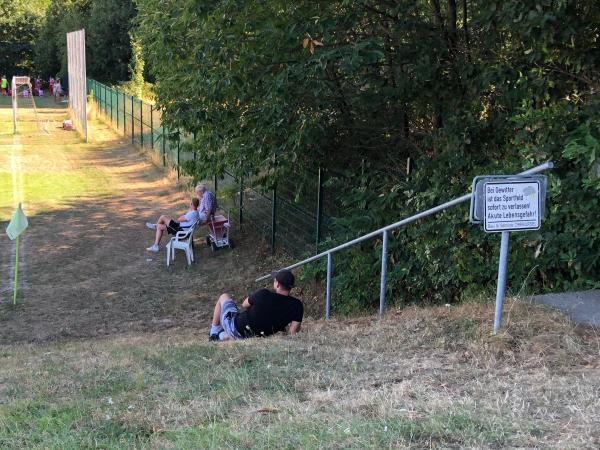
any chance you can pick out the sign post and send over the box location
[493,231,510,332]
[470,175,547,333]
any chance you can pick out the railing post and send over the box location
[379,230,389,315]
[326,253,333,319]
[140,99,144,148]
[316,166,324,252]
[110,87,113,124]
[131,95,134,145]
[271,186,277,254]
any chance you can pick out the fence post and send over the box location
[115,89,119,130]
[140,99,144,148]
[150,105,153,150]
[123,92,126,136]
[131,96,134,145]
[176,132,180,179]
[162,126,166,167]
[238,176,244,228]
[214,174,218,193]
[379,230,389,315]
[316,166,324,252]
[193,132,197,163]
[326,253,333,319]
[271,186,277,254]
[110,87,113,124]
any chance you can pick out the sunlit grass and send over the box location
[0,105,114,221]
[0,171,112,221]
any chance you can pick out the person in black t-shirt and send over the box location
[208,269,303,341]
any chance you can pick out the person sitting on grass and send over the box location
[146,197,200,252]
[209,269,303,341]
[194,183,217,222]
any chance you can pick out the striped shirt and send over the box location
[200,190,216,216]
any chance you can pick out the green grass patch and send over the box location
[157,408,511,449]
[0,400,153,449]
[0,96,67,109]
[0,170,113,221]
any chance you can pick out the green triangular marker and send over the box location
[6,203,28,305]
[6,203,28,240]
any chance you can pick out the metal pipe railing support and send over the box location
[379,230,389,315]
[326,253,333,319]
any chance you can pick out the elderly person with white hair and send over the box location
[194,183,217,222]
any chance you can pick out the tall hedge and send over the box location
[137,0,599,308]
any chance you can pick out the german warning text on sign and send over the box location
[484,181,540,232]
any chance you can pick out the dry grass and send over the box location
[0,102,275,344]
[1,97,599,449]
[1,298,598,449]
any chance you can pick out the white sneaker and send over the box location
[146,222,157,230]
[146,244,159,252]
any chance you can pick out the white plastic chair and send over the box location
[166,220,199,267]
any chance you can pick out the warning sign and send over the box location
[484,180,541,232]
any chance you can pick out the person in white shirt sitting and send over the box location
[146,197,200,252]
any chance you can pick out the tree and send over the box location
[0,0,50,76]
[34,0,135,83]
[87,0,136,83]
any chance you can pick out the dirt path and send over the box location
[0,104,274,344]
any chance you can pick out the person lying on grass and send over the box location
[146,197,200,252]
[209,269,303,341]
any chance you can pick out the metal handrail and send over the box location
[256,161,555,318]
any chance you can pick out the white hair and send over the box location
[194,183,206,193]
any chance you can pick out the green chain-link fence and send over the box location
[87,79,371,257]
